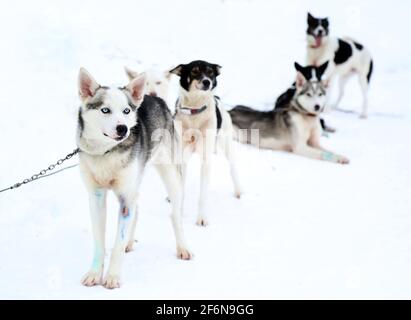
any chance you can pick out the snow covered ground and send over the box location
[0,0,410,299]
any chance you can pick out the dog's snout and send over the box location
[202,79,211,89]
[318,29,323,36]
[149,92,158,97]
[314,105,321,111]
[116,124,128,137]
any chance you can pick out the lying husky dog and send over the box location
[124,66,171,102]
[229,62,349,164]
[77,68,192,289]
[275,61,336,133]
[306,12,373,118]
[170,60,242,226]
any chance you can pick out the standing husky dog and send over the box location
[229,62,349,164]
[170,60,242,226]
[306,13,373,118]
[77,68,192,289]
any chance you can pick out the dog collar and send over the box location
[291,100,318,117]
[178,105,208,115]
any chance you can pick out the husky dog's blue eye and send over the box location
[123,108,131,114]
[101,107,111,114]
[319,93,324,97]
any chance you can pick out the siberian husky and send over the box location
[306,12,373,118]
[77,68,192,289]
[275,61,336,133]
[229,62,350,164]
[170,60,242,226]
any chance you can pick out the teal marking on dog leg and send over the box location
[121,226,125,240]
[321,151,336,161]
[91,247,103,270]
[94,189,105,205]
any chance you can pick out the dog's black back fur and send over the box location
[334,39,353,65]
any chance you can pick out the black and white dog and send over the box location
[229,62,349,164]
[306,12,373,118]
[170,60,242,227]
[77,68,192,289]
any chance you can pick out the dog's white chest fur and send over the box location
[176,95,217,152]
[79,151,139,189]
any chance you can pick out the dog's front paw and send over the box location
[196,216,209,227]
[103,274,121,289]
[359,113,368,119]
[337,155,350,164]
[177,247,194,260]
[125,239,137,253]
[234,191,242,199]
[81,270,103,287]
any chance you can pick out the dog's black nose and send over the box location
[314,105,321,111]
[202,79,210,89]
[318,29,323,36]
[116,124,128,137]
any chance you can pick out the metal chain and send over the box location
[0,148,80,194]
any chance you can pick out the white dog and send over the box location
[125,66,171,103]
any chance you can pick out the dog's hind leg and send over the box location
[155,164,193,260]
[81,188,107,287]
[358,73,369,119]
[224,137,243,199]
[333,74,350,110]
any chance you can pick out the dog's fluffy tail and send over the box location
[229,105,273,130]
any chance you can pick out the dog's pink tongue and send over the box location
[315,36,322,47]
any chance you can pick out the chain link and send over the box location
[0,148,80,193]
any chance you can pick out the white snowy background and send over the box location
[0,0,410,299]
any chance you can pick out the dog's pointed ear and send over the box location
[307,12,315,22]
[317,61,329,78]
[294,62,304,74]
[164,70,172,80]
[169,64,184,76]
[296,70,307,89]
[78,68,100,100]
[213,64,222,76]
[124,66,139,80]
[126,73,146,105]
